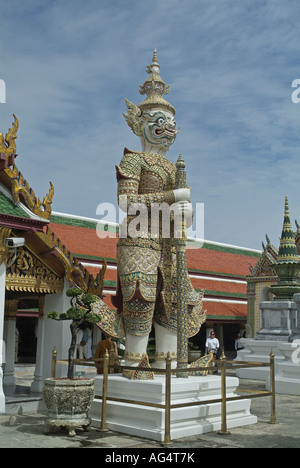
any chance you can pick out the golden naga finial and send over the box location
[0,115,54,220]
[0,114,18,157]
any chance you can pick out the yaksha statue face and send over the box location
[123,50,179,153]
[141,109,177,151]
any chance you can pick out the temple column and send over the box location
[31,279,71,393]
[3,299,18,389]
[0,227,11,413]
[31,296,45,393]
[247,282,256,338]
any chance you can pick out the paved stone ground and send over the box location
[0,366,299,450]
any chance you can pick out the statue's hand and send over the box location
[173,188,191,202]
[173,201,194,228]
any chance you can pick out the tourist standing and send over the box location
[235,333,244,352]
[205,331,220,357]
[206,331,220,374]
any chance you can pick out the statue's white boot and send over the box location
[123,334,149,367]
[153,322,177,369]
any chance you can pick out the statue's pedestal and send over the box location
[90,375,257,442]
[236,297,300,394]
[236,339,285,381]
[266,342,300,396]
[255,301,296,341]
[236,339,300,395]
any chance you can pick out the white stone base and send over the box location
[236,339,285,380]
[0,390,5,414]
[236,339,300,395]
[0,368,5,414]
[265,342,300,396]
[90,374,257,442]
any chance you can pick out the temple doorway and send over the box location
[15,317,38,364]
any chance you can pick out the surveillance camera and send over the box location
[5,238,25,248]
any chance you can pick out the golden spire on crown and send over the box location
[138,49,175,115]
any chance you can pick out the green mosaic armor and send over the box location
[112,149,206,337]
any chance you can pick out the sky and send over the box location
[0,0,299,251]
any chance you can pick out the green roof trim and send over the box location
[206,315,247,321]
[75,254,116,263]
[51,214,98,230]
[200,290,247,299]
[194,240,261,258]
[0,191,30,218]
[51,214,119,234]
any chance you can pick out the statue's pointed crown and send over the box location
[138,49,175,115]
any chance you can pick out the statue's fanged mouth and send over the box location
[154,127,175,137]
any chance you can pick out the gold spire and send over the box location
[138,49,175,115]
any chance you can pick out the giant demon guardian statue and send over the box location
[91,51,206,378]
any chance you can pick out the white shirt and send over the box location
[205,337,220,353]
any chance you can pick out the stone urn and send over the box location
[42,378,95,437]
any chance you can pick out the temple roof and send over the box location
[0,116,105,296]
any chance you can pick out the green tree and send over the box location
[48,287,100,379]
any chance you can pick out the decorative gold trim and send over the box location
[0,116,54,220]
[124,351,145,361]
[6,247,64,294]
[6,273,63,294]
[154,351,177,361]
[123,353,154,380]
[41,225,107,296]
[0,114,18,156]
[189,352,214,376]
[0,227,12,264]
[4,164,54,220]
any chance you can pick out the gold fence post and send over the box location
[100,350,109,432]
[218,350,230,435]
[164,353,172,445]
[51,347,57,378]
[269,350,276,424]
